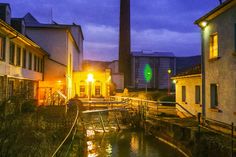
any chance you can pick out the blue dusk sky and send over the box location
[2,0,220,61]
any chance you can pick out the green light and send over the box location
[144,64,152,82]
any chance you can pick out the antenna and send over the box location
[50,8,53,24]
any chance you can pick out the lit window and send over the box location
[210,84,218,108]
[0,36,5,60]
[209,33,218,59]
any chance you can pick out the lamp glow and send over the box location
[87,73,94,82]
[200,21,208,28]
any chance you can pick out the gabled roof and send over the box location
[195,0,236,25]
[132,51,175,57]
[24,13,40,25]
[0,18,49,56]
[172,64,201,78]
[23,13,84,40]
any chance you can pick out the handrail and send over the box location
[51,103,79,157]
[111,96,195,118]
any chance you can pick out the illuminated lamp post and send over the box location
[87,73,94,101]
[167,69,172,95]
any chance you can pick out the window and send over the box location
[8,80,14,97]
[95,86,101,96]
[195,86,201,104]
[22,48,26,68]
[28,52,32,70]
[210,84,218,108]
[0,35,5,60]
[34,55,37,71]
[182,86,186,102]
[9,42,15,64]
[16,46,21,66]
[209,33,218,59]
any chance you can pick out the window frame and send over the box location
[209,33,219,60]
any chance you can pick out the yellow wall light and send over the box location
[199,21,208,28]
[87,73,94,82]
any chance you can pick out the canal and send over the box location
[85,129,184,157]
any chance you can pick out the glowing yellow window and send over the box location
[209,33,218,59]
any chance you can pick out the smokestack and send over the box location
[119,0,131,87]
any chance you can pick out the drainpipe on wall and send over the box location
[201,28,206,118]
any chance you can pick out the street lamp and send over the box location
[167,69,172,95]
[87,73,94,101]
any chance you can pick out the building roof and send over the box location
[195,0,236,25]
[23,13,84,40]
[176,55,201,74]
[0,18,49,56]
[132,51,175,57]
[172,64,201,78]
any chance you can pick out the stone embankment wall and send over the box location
[142,119,236,157]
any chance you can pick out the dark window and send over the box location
[34,55,37,71]
[195,86,201,104]
[8,80,14,97]
[16,46,21,66]
[28,52,32,70]
[9,42,15,64]
[0,35,5,60]
[95,86,101,96]
[37,58,40,72]
[210,84,218,108]
[22,49,26,68]
[182,86,186,102]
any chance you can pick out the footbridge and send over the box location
[51,96,196,157]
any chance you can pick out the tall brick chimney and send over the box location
[119,0,131,87]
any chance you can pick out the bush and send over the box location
[158,94,175,102]
[21,100,37,113]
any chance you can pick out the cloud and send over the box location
[1,0,219,60]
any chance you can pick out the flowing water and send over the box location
[86,129,184,157]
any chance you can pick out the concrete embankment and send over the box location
[133,117,236,157]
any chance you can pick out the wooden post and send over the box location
[232,122,234,157]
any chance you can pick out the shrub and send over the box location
[21,100,37,113]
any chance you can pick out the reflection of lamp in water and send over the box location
[87,73,94,101]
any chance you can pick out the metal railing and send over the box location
[110,96,195,119]
[51,103,79,157]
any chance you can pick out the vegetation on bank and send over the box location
[117,89,175,102]
[0,99,77,157]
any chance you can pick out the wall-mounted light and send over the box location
[199,21,208,28]
[168,69,172,74]
[87,73,94,83]
[172,80,177,84]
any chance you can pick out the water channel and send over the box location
[85,129,184,157]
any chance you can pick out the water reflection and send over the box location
[86,129,184,157]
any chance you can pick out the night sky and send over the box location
[2,0,219,61]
